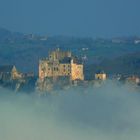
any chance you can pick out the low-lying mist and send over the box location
[0,81,140,140]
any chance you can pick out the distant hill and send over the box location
[99,52,140,75]
[85,52,140,80]
[1,27,140,78]
[0,27,24,42]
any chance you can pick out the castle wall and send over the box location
[39,60,53,79]
[39,61,71,79]
[71,63,84,81]
[95,74,107,80]
[59,64,71,76]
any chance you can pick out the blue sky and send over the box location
[0,0,140,37]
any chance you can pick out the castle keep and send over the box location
[39,48,84,81]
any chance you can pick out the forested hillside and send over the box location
[1,28,140,78]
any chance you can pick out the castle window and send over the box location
[54,67,59,71]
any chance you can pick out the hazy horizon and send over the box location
[0,0,140,38]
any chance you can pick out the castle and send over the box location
[39,48,84,81]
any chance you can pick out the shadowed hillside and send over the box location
[1,28,140,78]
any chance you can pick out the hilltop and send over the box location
[0,28,140,79]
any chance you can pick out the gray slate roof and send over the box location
[59,57,71,64]
[59,57,83,64]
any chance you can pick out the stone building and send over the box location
[0,65,22,82]
[39,48,84,81]
[126,75,140,85]
[95,71,107,81]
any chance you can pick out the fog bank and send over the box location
[0,81,140,140]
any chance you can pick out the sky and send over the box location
[0,0,140,37]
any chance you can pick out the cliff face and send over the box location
[35,76,71,94]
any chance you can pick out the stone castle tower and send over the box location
[39,48,84,81]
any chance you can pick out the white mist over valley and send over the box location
[0,81,140,140]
